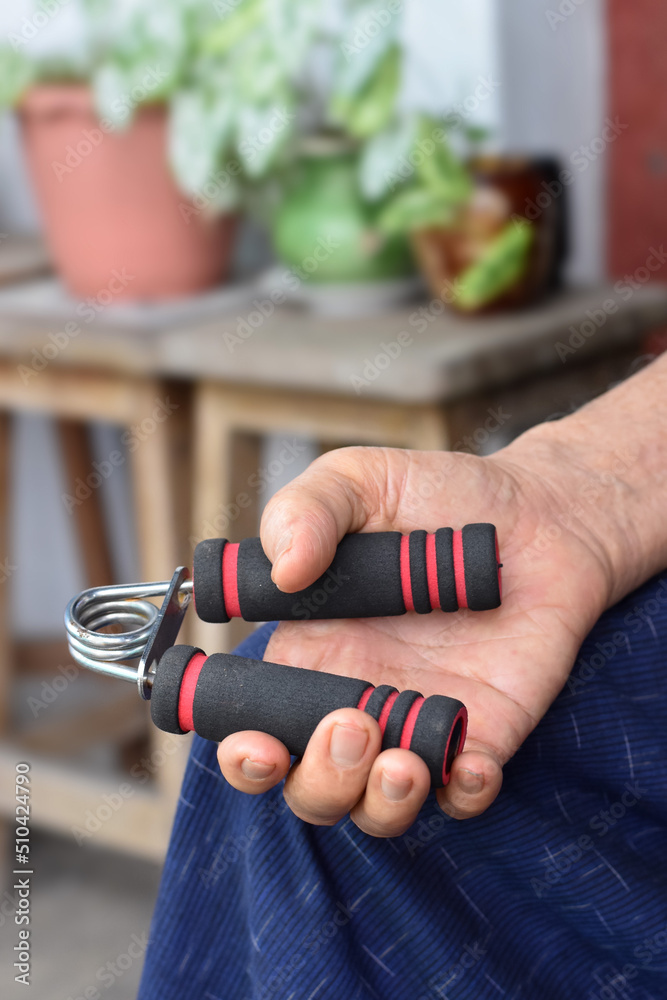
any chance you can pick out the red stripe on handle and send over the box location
[178,652,207,733]
[452,530,468,609]
[377,690,399,736]
[356,686,374,712]
[222,542,241,618]
[399,695,424,749]
[400,534,414,612]
[425,532,440,611]
[441,706,468,786]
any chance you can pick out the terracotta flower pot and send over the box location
[18,85,237,301]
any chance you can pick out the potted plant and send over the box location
[1,0,563,310]
[0,0,299,300]
[194,1,416,316]
[324,4,563,314]
[240,1,556,315]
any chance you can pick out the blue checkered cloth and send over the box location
[138,574,667,1000]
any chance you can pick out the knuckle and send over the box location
[285,780,354,818]
[283,788,343,827]
[438,799,481,821]
[352,809,412,839]
[284,767,364,823]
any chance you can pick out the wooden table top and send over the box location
[1,238,665,404]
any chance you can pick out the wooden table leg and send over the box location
[0,413,11,874]
[404,404,451,452]
[0,371,196,860]
[189,382,261,654]
[0,412,11,739]
[128,380,193,813]
[57,420,115,587]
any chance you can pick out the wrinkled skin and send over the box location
[217,431,619,837]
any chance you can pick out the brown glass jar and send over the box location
[411,156,567,315]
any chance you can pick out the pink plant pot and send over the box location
[18,85,237,301]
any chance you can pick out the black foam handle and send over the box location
[150,645,467,788]
[193,523,501,624]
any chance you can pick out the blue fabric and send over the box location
[138,575,667,1000]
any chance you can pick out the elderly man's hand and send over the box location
[215,420,628,837]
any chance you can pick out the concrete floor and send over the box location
[1,831,162,1000]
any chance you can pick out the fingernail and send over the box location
[381,771,413,802]
[458,768,484,794]
[241,759,276,780]
[271,531,293,579]
[330,724,369,767]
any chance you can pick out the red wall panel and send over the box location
[607,0,667,278]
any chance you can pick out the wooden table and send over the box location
[1,240,666,860]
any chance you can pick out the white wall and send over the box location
[403,0,501,131]
[497,0,607,284]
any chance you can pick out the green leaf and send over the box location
[92,63,134,128]
[336,1,398,98]
[414,116,471,203]
[236,102,296,178]
[377,186,459,234]
[358,118,417,200]
[204,0,266,56]
[331,43,400,138]
[464,125,490,145]
[454,221,534,311]
[168,87,238,201]
[0,47,34,109]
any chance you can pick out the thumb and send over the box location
[260,447,404,593]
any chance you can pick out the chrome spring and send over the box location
[65,578,192,683]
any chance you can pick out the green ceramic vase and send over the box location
[273,146,413,283]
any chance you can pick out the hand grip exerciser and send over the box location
[64,525,502,787]
[194,523,501,622]
[150,646,467,787]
